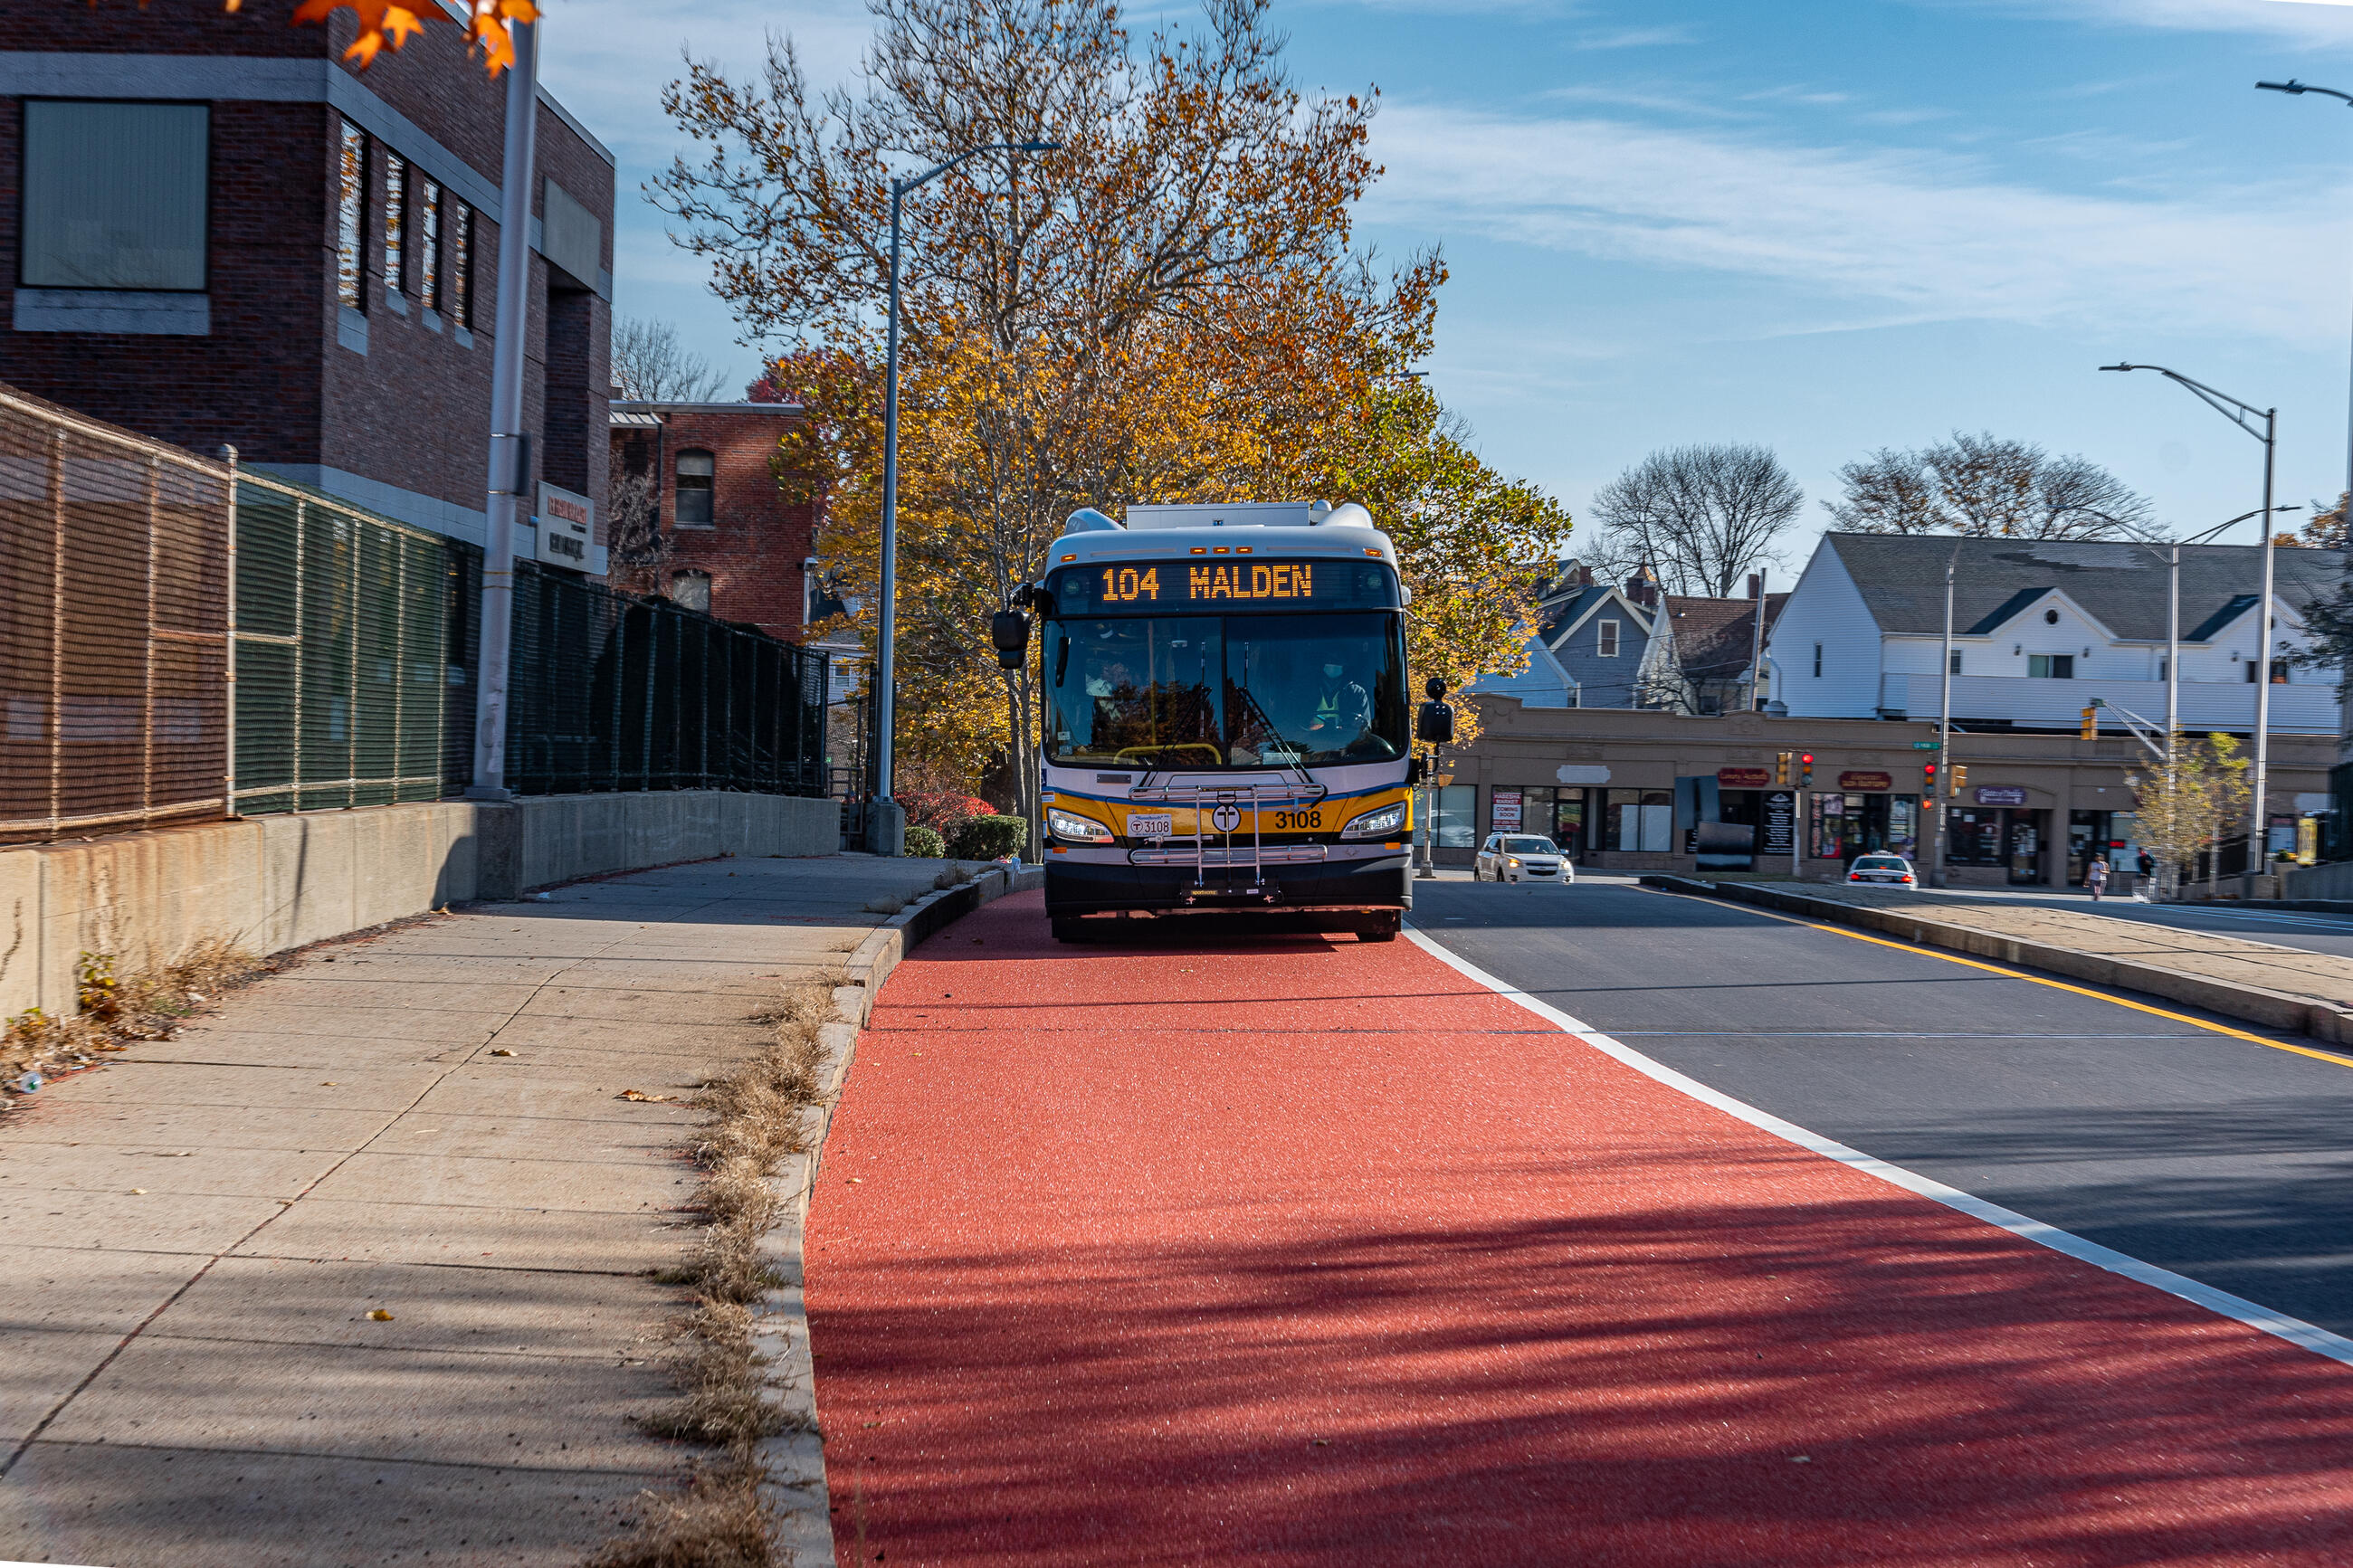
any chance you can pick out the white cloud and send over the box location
[1936,0,2353,43]
[1570,24,1700,49]
[1364,103,2350,343]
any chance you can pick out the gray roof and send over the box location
[1824,532,2346,642]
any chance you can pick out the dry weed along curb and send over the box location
[595,865,1033,1567]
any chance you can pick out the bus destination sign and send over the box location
[1053,558,1396,613]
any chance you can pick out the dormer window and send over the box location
[1596,619,1620,658]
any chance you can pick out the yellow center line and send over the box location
[1641,886,2353,1071]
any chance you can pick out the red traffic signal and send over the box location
[1799,752,1815,786]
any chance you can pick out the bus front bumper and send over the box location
[1044,853,1412,917]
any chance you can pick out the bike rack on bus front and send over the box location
[1126,770,1331,901]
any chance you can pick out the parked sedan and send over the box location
[1474,834,1575,884]
[1846,853,1918,887]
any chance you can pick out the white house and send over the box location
[1766,533,2343,735]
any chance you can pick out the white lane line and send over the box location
[1403,921,2353,1371]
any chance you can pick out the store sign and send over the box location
[1717,767,1770,788]
[536,481,601,571]
[1839,771,1892,792]
[1491,788,1522,830]
[1761,790,1796,854]
[1556,765,1610,785]
[1975,785,2028,807]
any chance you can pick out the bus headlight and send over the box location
[1338,801,1407,839]
[1046,807,1114,844]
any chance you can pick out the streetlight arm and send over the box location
[2258,79,2353,106]
[893,139,1062,197]
[2100,363,2272,443]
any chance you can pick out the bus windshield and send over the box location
[1043,612,1406,769]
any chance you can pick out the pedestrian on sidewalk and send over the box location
[2086,853,2110,902]
[2137,848,2157,900]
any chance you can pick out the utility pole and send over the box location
[468,16,538,800]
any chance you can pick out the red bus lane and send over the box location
[804,892,2353,1566]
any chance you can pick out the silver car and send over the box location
[1474,833,1574,884]
[1845,853,1918,888]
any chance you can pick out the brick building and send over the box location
[607,400,821,640]
[0,1,614,552]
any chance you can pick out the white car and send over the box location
[1846,853,1918,887]
[1475,833,1574,884]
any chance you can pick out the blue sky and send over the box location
[541,0,2353,573]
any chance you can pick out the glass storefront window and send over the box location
[1555,789,1586,851]
[1605,788,1672,851]
[1432,784,1476,848]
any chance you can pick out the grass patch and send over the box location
[596,971,843,1566]
[3,938,262,1116]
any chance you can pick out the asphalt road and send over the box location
[1414,876,2353,1338]
[1916,884,2353,959]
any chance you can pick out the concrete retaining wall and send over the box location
[2282,860,2353,902]
[0,792,841,1020]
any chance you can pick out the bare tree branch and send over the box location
[1591,443,1802,598]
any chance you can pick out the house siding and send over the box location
[1764,544,1882,717]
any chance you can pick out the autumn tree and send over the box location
[2128,733,2251,900]
[81,0,538,73]
[1589,443,1801,599]
[1826,432,2154,540]
[658,0,1566,805]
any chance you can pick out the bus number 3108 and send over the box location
[1272,810,1323,831]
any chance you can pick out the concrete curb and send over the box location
[749,863,1043,1564]
[1641,875,2353,1050]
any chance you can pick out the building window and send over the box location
[383,153,407,294]
[675,450,716,527]
[2246,658,2289,684]
[1596,619,1620,658]
[2158,655,2168,680]
[449,201,473,326]
[669,570,711,613]
[21,100,210,290]
[2028,654,2074,679]
[335,119,367,309]
[1813,642,1823,678]
[1605,788,1673,852]
[419,178,443,312]
[1949,649,1963,675]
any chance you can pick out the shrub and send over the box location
[946,813,1030,861]
[904,824,946,859]
[901,791,996,831]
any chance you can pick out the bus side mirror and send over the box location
[991,608,1031,671]
[1415,700,1454,745]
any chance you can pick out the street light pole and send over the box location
[2257,80,2353,514]
[2101,364,2280,893]
[872,139,1060,854]
[1932,539,1958,889]
[468,14,538,800]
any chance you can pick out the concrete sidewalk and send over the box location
[0,851,967,1568]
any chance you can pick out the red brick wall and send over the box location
[0,1,613,527]
[612,407,814,641]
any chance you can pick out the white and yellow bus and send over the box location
[1015,501,1433,943]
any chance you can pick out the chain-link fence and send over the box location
[0,386,233,841]
[1,383,826,844]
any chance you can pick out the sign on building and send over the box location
[1762,790,1796,854]
[1839,771,1892,792]
[1491,788,1522,830]
[535,480,605,574]
[1717,767,1770,788]
[1974,785,2028,807]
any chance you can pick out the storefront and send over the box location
[2067,810,2140,886]
[1805,771,1920,865]
[1944,802,2048,886]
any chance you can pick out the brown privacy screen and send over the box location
[0,386,233,841]
[0,383,829,846]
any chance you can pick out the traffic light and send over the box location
[1799,753,1815,787]
[1776,751,1792,787]
[1951,764,1967,794]
[1923,760,1938,793]
[2080,705,2099,740]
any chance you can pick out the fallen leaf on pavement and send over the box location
[488,1049,516,1057]
[369,1308,395,1321]
[617,1089,676,1102]
[129,1187,146,1194]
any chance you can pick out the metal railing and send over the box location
[0,382,826,843]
